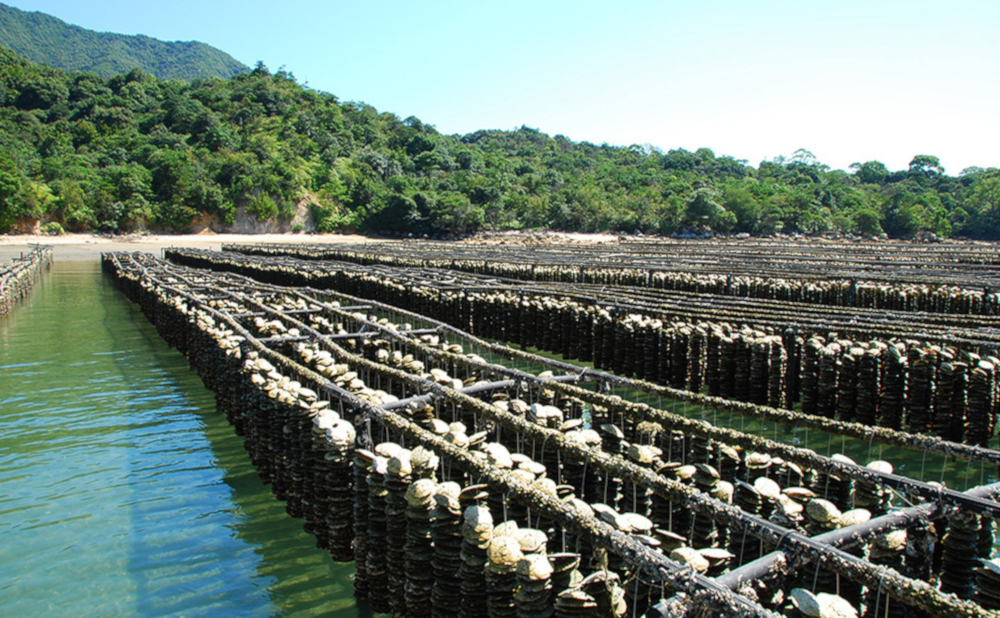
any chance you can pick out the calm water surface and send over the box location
[0,261,358,617]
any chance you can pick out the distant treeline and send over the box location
[0,46,997,238]
[0,3,248,81]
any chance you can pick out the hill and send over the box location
[0,46,997,239]
[0,3,247,81]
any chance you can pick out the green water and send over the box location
[378,308,998,492]
[612,387,1000,497]
[0,261,359,617]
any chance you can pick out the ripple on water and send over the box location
[0,261,357,617]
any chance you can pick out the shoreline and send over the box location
[3,229,996,264]
[0,232,374,262]
[0,230,621,262]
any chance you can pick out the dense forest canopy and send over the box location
[0,45,997,238]
[0,3,247,81]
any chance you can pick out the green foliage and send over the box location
[54,180,94,229]
[310,202,357,233]
[721,184,760,233]
[247,193,278,222]
[430,192,484,236]
[365,193,418,232]
[850,161,888,185]
[909,154,944,177]
[685,187,725,228]
[0,151,23,230]
[0,4,247,81]
[0,45,994,238]
[40,220,63,235]
[155,200,195,230]
[853,208,883,237]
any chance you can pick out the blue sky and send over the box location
[6,0,999,173]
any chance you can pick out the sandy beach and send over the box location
[0,230,622,264]
[0,232,375,263]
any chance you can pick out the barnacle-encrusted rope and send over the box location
[0,245,52,318]
[107,251,1000,618]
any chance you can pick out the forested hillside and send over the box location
[0,45,997,238]
[0,3,247,81]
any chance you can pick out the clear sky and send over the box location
[5,0,999,173]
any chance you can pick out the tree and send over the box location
[454,150,478,171]
[789,148,820,166]
[93,189,126,231]
[722,185,760,233]
[157,198,197,229]
[403,116,425,132]
[853,208,883,237]
[684,187,725,229]
[54,180,94,229]
[909,155,944,177]
[147,149,195,202]
[961,176,1000,238]
[431,192,483,236]
[850,161,888,185]
[773,188,827,233]
[883,202,924,237]
[406,134,435,156]
[0,153,23,231]
[968,176,1000,214]
[15,75,69,110]
[662,149,695,172]
[164,95,208,134]
[364,193,418,232]
[413,149,455,172]
[0,45,998,238]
